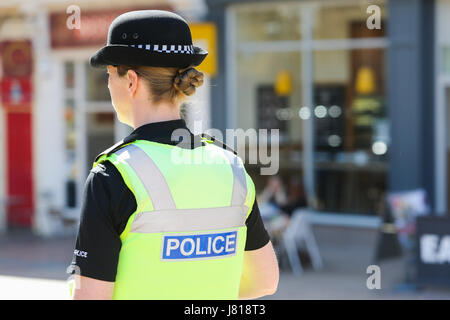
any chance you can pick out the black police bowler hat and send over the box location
[90,10,208,69]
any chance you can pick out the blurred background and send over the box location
[1,0,450,300]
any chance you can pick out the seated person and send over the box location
[280,176,307,217]
[258,176,290,240]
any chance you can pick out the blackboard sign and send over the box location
[416,216,450,286]
[256,85,288,136]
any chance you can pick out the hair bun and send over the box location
[173,67,204,96]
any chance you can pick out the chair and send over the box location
[282,209,323,275]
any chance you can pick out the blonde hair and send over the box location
[117,65,204,105]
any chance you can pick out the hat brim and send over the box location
[90,44,208,69]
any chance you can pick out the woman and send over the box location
[70,10,279,300]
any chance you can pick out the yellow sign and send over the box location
[190,23,217,76]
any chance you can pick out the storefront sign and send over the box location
[257,85,288,134]
[50,6,172,48]
[416,216,450,286]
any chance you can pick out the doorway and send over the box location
[62,60,129,213]
[86,112,115,172]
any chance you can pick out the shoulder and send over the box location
[85,157,135,223]
[87,161,125,191]
[94,134,138,163]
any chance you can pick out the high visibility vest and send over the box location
[92,137,255,300]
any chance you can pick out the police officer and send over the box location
[70,10,279,300]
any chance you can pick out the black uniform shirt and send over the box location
[71,119,270,282]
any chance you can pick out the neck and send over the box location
[129,100,181,129]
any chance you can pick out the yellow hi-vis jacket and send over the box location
[92,136,255,299]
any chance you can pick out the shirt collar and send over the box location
[124,118,194,145]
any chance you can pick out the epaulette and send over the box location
[93,133,138,163]
[200,133,238,156]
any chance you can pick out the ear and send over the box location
[126,69,139,97]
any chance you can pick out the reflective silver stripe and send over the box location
[116,144,176,210]
[115,143,250,234]
[130,206,248,233]
[222,150,247,206]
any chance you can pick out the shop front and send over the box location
[49,6,216,226]
[0,0,438,233]
[0,1,216,235]
[207,0,437,225]
[221,0,388,221]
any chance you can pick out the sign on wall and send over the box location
[416,216,450,286]
[0,40,33,111]
[49,6,172,48]
[190,23,217,76]
[0,40,33,77]
[256,85,288,138]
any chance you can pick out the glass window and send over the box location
[312,1,387,40]
[236,51,302,143]
[64,61,77,208]
[235,3,302,42]
[312,47,387,215]
[233,0,388,216]
[65,97,76,151]
[85,63,110,101]
[65,62,75,89]
[236,50,303,189]
[442,47,450,75]
[86,112,115,173]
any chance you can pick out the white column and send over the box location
[225,7,237,130]
[30,8,66,236]
[168,0,208,21]
[74,61,87,207]
[185,75,211,134]
[301,4,317,207]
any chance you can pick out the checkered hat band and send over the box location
[128,44,195,54]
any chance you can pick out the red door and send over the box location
[6,112,34,227]
[1,40,34,228]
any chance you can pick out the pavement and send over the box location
[1,225,450,300]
